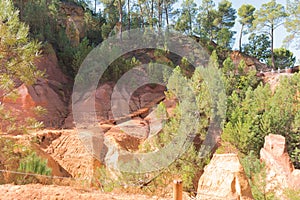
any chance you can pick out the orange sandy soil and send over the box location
[0,184,173,200]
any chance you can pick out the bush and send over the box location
[267,48,296,69]
[284,188,300,200]
[241,152,277,200]
[18,152,52,176]
[223,72,300,167]
[0,138,34,184]
[17,152,52,184]
[72,37,93,73]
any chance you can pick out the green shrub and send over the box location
[284,188,300,200]
[222,69,300,168]
[18,152,51,176]
[0,138,34,184]
[241,152,277,200]
[72,37,93,73]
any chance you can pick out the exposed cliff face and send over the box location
[38,130,101,180]
[262,72,294,92]
[197,154,253,200]
[260,134,300,199]
[230,51,267,72]
[2,44,71,129]
[65,83,166,129]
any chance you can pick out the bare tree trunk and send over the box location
[118,0,123,41]
[20,0,23,20]
[151,0,154,27]
[189,9,192,34]
[271,26,275,68]
[139,1,144,28]
[127,0,130,31]
[95,0,97,13]
[164,0,169,27]
[239,24,244,52]
[158,0,162,27]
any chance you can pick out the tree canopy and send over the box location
[0,0,42,99]
[238,4,255,52]
[252,0,287,68]
[285,0,300,49]
[268,47,296,69]
[0,0,43,133]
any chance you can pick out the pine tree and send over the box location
[196,0,216,41]
[252,0,287,68]
[238,4,255,52]
[285,0,300,49]
[0,0,43,133]
[242,33,272,63]
[18,152,52,175]
[215,0,237,48]
[174,0,197,34]
[267,47,296,69]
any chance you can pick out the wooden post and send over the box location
[173,179,183,200]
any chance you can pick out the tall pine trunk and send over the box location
[151,0,154,27]
[118,0,123,41]
[164,0,169,27]
[127,0,130,31]
[139,1,144,28]
[239,24,244,52]
[271,26,275,68]
[158,0,162,27]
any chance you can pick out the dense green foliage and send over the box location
[195,0,236,49]
[237,4,255,51]
[241,151,277,200]
[0,0,45,133]
[0,0,42,90]
[13,0,102,75]
[18,152,52,176]
[267,47,296,69]
[252,0,287,68]
[243,33,271,63]
[6,0,299,77]
[174,0,197,34]
[222,71,300,168]
[285,0,300,49]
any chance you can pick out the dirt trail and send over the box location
[0,184,172,200]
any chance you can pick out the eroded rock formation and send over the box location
[260,134,300,198]
[39,130,101,180]
[230,51,267,72]
[197,154,253,200]
[2,44,71,129]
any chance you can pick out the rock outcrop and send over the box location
[260,134,300,198]
[39,130,101,181]
[2,45,71,129]
[230,51,267,72]
[197,154,253,200]
[262,72,294,92]
[65,83,166,128]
